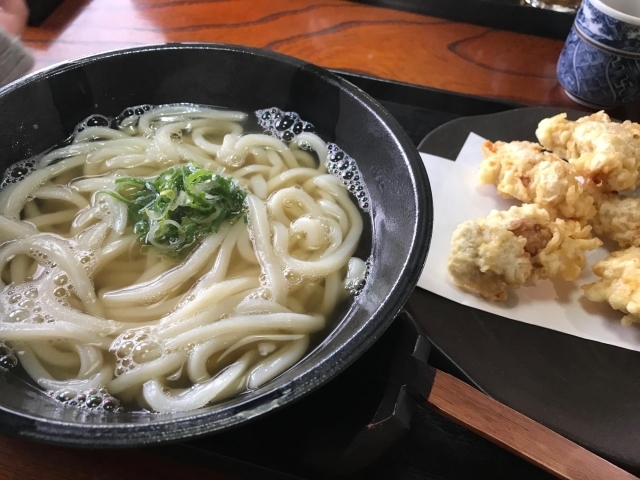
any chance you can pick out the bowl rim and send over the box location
[590,0,640,26]
[0,42,433,447]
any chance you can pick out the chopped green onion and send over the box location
[103,163,247,256]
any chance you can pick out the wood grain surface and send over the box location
[20,0,570,107]
[427,369,639,480]
[1,1,620,479]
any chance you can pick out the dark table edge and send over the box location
[350,0,575,40]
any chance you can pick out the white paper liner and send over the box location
[417,133,640,352]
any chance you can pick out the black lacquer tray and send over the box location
[411,105,640,475]
[352,0,575,40]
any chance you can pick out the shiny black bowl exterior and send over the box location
[0,44,432,447]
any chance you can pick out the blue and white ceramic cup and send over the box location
[557,0,640,108]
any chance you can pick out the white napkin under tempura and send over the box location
[417,133,640,353]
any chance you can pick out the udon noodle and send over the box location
[0,105,368,413]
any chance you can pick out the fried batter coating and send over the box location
[478,140,596,222]
[448,205,602,301]
[535,111,610,158]
[488,206,601,281]
[535,112,640,191]
[583,247,640,326]
[448,216,532,302]
[590,193,640,248]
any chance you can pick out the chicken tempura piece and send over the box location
[535,112,640,191]
[478,140,596,222]
[535,111,611,158]
[583,247,640,326]
[447,215,532,302]
[590,193,640,248]
[448,204,602,301]
[488,206,601,281]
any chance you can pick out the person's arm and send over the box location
[0,0,33,87]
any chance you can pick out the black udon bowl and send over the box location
[0,44,432,447]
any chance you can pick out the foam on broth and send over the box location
[0,105,371,413]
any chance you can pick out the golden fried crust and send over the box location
[536,113,575,159]
[487,205,602,281]
[478,140,596,222]
[448,205,602,301]
[448,217,531,302]
[583,247,640,326]
[590,193,640,248]
[535,218,601,280]
[536,112,640,192]
[536,112,612,158]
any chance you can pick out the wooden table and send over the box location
[3,1,586,479]
[21,0,569,107]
